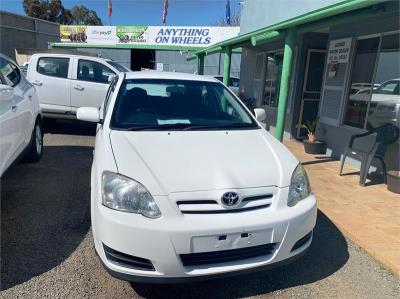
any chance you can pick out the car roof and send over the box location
[31,53,111,62]
[123,71,219,83]
[212,75,240,80]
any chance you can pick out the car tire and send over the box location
[22,118,43,163]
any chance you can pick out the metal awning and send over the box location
[187,0,384,60]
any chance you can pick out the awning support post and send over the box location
[275,27,296,142]
[222,46,232,86]
[197,53,204,75]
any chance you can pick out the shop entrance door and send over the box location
[130,49,155,71]
[297,49,326,138]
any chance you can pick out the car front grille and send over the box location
[103,243,155,271]
[180,243,276,266]
[177,194,273,214]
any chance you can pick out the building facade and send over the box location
[0,11,60,60]
[237,0,399,171]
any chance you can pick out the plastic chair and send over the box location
[339,124,399,186]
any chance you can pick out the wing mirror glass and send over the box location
[0,84,14,102]
[254,108,266,123]
[77,107,101,123]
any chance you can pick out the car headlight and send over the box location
[102,171,161,218]
[288,164,311,207]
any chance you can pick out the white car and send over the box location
[0,54,43,176]
[77,72,317,283]
[26,53,129,119]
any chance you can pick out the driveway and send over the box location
[1,121,398,298]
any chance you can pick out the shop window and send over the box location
[344,37,379,128]
[344,33,400,129]
[254,53,264,80]
[262,51,283,108]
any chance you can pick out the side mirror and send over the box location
[254,108,266,123]
[0,84,14,102]
[77,107,101,123]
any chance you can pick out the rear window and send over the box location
[37,57,69,78]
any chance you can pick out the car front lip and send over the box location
[92,188,317,280]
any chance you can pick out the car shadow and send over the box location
[43,119,97,137]
[0,145,92,291]
[131,210,349,298]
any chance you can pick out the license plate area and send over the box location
[191,229,273,253]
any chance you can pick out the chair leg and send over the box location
[360,154,374,186]
[379,158,387,184]
[339,149,348,176]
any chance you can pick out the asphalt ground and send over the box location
[0,120,399,298]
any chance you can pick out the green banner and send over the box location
[116,26,148,43]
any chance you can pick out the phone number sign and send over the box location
[328,38,352,63]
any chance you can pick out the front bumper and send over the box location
[92,188,317,282]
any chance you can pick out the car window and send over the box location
[0,57,21,87]
[107,61,130,72]
[374,81,400,95]
[37,57,69,78]
[77,60,115,83]
[111,79,258,130]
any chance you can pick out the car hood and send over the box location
[110,129,298,195]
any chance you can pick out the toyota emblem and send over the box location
[221,192,240,207]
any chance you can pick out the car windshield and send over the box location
[110,79,258,131]
[107,61,130,72]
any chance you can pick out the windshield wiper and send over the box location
[119,122,258,131]
[120,123,203,131]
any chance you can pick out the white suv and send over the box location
[77,72,317,283]
[0,54,43,176]
[27,53,129,119]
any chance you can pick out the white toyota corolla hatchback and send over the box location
[77,72,317,283]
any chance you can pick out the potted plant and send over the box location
[297,118,327,155]
[387,170,400,194]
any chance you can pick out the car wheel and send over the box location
[23,119,43,163]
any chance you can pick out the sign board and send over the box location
[327,38,352,63]
[60,26,240,48]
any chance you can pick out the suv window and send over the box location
[77,60,115,83]
[0,57,21,87]
[37,57,69,78]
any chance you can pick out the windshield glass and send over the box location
[107,61,130,72]
[110,79,258,131]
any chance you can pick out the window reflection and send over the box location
[344,34,400,129]
[367,34,400,129]
[262,52,283,107]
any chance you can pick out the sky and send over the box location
[0,0,242,26]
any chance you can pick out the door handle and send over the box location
[28,95,33,101]
[11,105,17,112]
[32,80,42,86]
[74,85,84,91]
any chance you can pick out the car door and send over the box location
[0,57,22,174]
[31,56,71,114]
[70,59,115,112]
